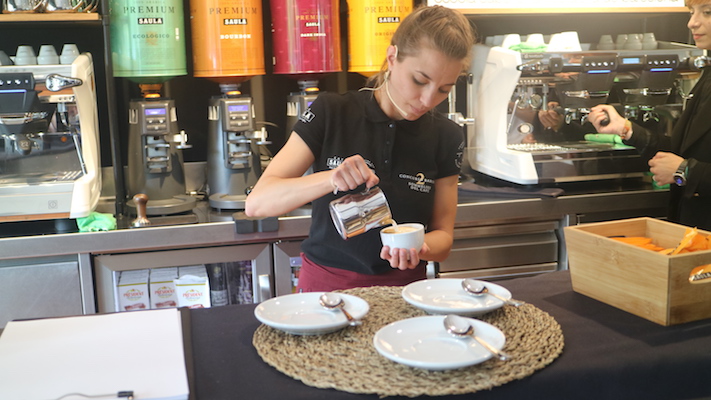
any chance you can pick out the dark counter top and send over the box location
[188,270,711,400]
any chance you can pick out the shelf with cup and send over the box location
[0,12,100,22]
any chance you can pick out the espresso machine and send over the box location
[613,54,681,121]
[466,41,702,185]
[0,52,101,222]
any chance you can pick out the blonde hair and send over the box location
[686,0,711,5]
[366,5,476,88]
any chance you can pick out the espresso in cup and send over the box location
[382,225,419,234]
[380,222,425,252]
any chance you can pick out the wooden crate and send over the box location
[564,217,711,326]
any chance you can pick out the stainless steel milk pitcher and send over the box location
[329,186,392,239]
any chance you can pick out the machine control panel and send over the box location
[0,73,35,90]
[617,54,679,72]
[222,98,253,132]
[143,106,169,133]
[129,100,178,172]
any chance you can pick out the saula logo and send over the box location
[399,172,433,193]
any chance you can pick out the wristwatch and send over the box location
[673,159,689,186]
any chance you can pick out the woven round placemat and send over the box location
[253,286,564,398]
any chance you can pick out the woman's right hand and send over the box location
[589,105,632,140]
[330,154,379,193]
[538,101,563,132]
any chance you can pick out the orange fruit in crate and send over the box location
[671,227,711,255]
[610,227,711,255]
[611,237,653,246]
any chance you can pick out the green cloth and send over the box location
[76,211,117,232]
[584,133,624,145]
[508,43,548,53]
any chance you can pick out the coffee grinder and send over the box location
[189,0,269,210]
[283,0,412,133]
[125,84,195,215]
[205,83,269,210]
[110,0,196,215]
[271,0,342,135]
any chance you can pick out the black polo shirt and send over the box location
[294,89,464,275]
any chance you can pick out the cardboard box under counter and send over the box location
[175,265,211,309]
[117,269,150,312]
[149,267,178,309]
[565,217,711,326]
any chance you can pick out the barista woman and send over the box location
[245,6,476,291]
[587,0,711,230]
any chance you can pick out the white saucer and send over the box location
[402,279,512,316]
[373,315,505,370]
[254,292,369,335]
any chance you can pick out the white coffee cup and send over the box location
[380,223,425,253]
[37,45,59,65]
[597,35,615,50]
[615,34,628,50]
[60,43,80,65]
[14,45,37,65]
[526,33,545,45]
[624,33,642,50]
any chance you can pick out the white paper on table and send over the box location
[0,308,189,400]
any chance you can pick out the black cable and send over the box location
[54,390,134,400]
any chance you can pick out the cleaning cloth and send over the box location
[584,133,624,145]
[508,43,548,53]
[76,211,117,232]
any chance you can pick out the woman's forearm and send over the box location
[421,229,454,262]
[245,171,334,217]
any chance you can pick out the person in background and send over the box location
[245,6,476,292]
[534,100,665,144]
[587,0,711,230]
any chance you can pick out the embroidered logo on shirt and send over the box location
[327,156,375,170]
[455,140,464,169]
[399,172,434,193]
[299,108,315,123]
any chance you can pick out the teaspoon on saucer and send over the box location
[462,278,524,307]
[443,314,510,361]
[319,292,361,326]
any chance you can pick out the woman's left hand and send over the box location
[649,152,684,185]
[381,243,429,270]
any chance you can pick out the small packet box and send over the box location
[117,269,150,312]
[175,265,211,309]
[149,267,178,309]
